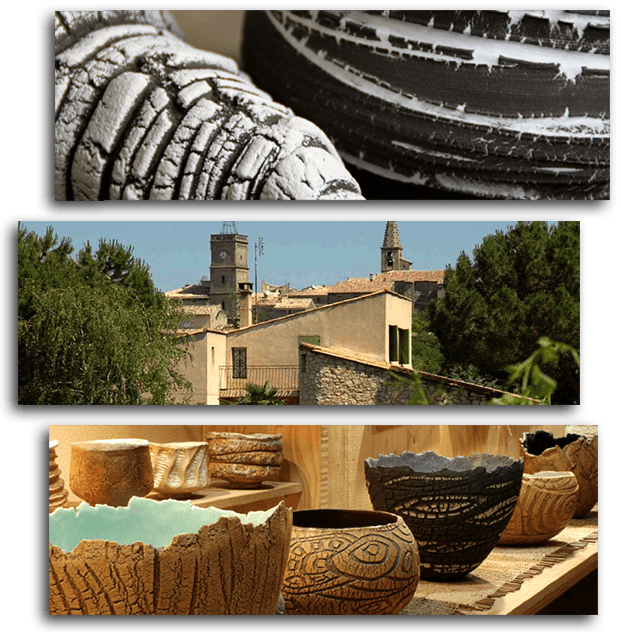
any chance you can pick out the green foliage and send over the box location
[18,224,191,404]
[227,382,286,405]
[488,337,580,405]
[410,311,444,374]
[427,222,579,404]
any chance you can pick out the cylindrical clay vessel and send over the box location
[148,441,210,498]
[243,10,610,200]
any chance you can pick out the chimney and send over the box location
[238,282,253,327]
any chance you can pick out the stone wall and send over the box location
[299,347,494,405]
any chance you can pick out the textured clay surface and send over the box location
[148,442,210,497]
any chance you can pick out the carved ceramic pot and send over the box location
[365,451,523,581]
[244,10,610,200]
[205,432,283,488]
[498,471,579,545]
[55,11,362,201]
[70,439,154,507]
[148,441,210,498]
[282,509,419,615]
[49,497,293,614]
[521,430,598,518]
[49,440,69,513]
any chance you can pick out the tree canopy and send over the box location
[427,222,579,404]
[18,225,191,404]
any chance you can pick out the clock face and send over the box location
[219,250,228,260]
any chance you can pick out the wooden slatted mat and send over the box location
[400,506,598,615]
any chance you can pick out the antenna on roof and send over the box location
[220,222,238,234]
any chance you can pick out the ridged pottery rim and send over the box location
[205,432,282,442]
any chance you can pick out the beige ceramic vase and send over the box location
[521,431,598,518]
[498,471,579,545]
[205,432,283,488]
[49,440,68,513]
[49,498,293,614]
[282,509,419,615]
[148,441,210,498]
[70,439,154,507]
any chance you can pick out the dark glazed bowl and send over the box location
[365,451,523,581]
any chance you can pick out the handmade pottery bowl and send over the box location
[148,441,210,498]
[244,10,610,200]
[282,508,419,615]
[70,439,154,507]
[49,498,293,614]
[365,451,523,580]
[498,471,579,545]
[205,432,283,488]
[521,430,598,518]
[49,440,68,513]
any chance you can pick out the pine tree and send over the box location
[428,222,579,404]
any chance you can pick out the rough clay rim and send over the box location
[520,431,591,458]
[365,450,523,479]
[49,498,289,554]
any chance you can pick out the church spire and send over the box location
[383,221,402,249]
[381,221,411,273]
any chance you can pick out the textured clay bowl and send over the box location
[148,442,210,498]
[244,10,610,200]
[205,432,283,488]
[365,451,523,581]
[521,430,598,518]
[49,498,293,614]
[498,471,579,545]
[282,508,419,615]
[70,439,154,507]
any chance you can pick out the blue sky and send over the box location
[19,221,549,292]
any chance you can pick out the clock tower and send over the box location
[210,222,250,320]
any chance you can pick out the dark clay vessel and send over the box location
[365,451,523,581]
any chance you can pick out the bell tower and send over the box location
[381,221,412,273]
[210,222,250,320]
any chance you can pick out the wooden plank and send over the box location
[65,480,303,511]
[475,544,598,615]
[152,480,303,511]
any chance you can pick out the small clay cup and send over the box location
[148,441,210,498]
[498,471,579,545]
[521,430,598,518]
[282,508,419,615]
[70,439,154,507]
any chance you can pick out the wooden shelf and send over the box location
[479,542,597,615]
[65,480,303,511]
[146,480,303,510]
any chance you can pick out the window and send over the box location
[389,326,410,365]
[232,347,247,379]
[389,326,398,362]
[399,328,410,365]
[221,275,225,284]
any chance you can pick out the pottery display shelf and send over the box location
[398,505,598,616]
[64,480,303,512]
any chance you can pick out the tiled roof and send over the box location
[375,270,445,283]
[328,278,394,293]
[288,286,330,296]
